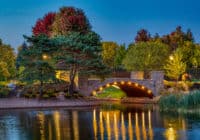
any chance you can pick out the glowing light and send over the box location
[135,112,140,140]
[106,84,110,87]
[135,83,139,87]
[54,111,61,140]
[128,81,132,85]
[42,54,48,60]
[164,127,177,140]
[99,112,104,140]
[112,85,120,89]
[93,110,97,140]
[148,110,153,140]
[72,111,79,140]
[142,112,147,140]
[121,81,125,85]
[169,55,174,61]
[114,82,117,85]
[141,86,145,90]
[99,87,103,91]
[121,113,126,140]
[148,90,152,94]
[114,113,119,140]
[128,113,133,140]
[92,91,96,96]
[106,113,111,140]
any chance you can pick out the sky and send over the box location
[0,0,200,51]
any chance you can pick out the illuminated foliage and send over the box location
[0,40,16,81]
[164,49,186,80]
[123,41,169,71]
[52,7,91,35]
[32,12,56,37]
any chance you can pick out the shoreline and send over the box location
[0,97,158,109]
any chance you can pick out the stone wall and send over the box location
[78,71,164,97]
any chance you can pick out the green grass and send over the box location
[159,90,200,112]
[96,86,126,99]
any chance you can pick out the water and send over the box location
[0,104,200,140]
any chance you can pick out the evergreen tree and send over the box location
[19,35,56,95]
[53,32,108,94]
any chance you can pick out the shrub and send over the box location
[42,94,49,99]
[0,86,10,98]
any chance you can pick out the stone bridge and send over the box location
[78,71,164,98]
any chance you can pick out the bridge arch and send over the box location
[92,80,154,98]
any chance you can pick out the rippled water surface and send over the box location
[0,104,200,140]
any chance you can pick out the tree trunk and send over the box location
[69,68,76,95]
[39,80,43,97]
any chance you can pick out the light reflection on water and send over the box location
[0,105,199,140]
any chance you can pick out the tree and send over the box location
[178,41,200,69]
[135,29,151,43]
[0,40,16,81]
[32,12,56,37]
[123,41,169,71]
[53,32,108,94]
[0,62,10,80]
[164,49,186,81]
[114,44,126,70]
[19,35,56,95]
[161,26,194,52]
[101,42,119,69]
[52,7,91,36]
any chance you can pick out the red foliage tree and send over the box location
[32,12,56,37]
[135,29,151,43]
[53,7,91,35]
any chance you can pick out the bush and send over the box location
[0,86,10,98]
[42,94,49,99]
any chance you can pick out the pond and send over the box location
[0,104,200,140]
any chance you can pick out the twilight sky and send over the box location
[0,0,200,50]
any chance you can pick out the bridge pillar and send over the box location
[150,71,164,96]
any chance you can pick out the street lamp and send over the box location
[169,55,174,61]
[42,54,48,60]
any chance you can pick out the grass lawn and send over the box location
[96,86,126,99]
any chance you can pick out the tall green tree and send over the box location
[53,32,108,94]
[164,49,186,80]
[101,42,119,69]
[0,39,16,81]
[178,41,200,69]
[114,44,126,70]
[19,35,56,95]
[123,41,169,71]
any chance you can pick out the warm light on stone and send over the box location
[141,86,145,89]
[148,90,152,94]
[106,84,110,87]
[92,91,96,95]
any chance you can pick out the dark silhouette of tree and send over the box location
[161,26,194,51]
[135,29,151,43]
